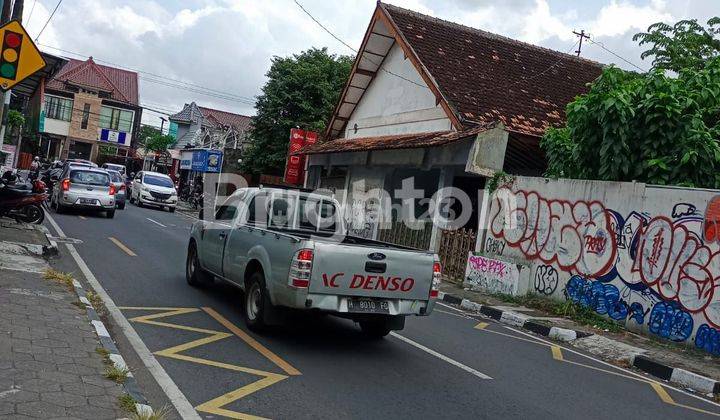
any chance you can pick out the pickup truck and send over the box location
[186,187,441,337]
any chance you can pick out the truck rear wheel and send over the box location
[244,272,271,332]
[186,242,212,287]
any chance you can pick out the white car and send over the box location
[129,171,177,212]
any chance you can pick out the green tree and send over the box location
[542,17,720,188]
[138,125,174,154]
[634,17,720,72]
[4,109,24,144]
[241,48,352,175]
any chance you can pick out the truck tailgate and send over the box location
[308,242,434,300]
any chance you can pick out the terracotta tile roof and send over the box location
[46,58,139,105]
[380,3,603,137]
[301,124,492,155]
[198,106,253,132]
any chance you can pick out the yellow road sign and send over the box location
[0,20,46,90]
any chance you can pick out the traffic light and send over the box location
[0,30,22,80]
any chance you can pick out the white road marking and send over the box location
[0,386,20,398]
[503,325,720,408]
[390,332,493,380]
[436,301,469,313]
[146,218,167,228]
[45,213,201,420]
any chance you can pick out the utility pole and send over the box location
[0,0,23,166]
[0,0,13,161]
[573,29,589,57]
[159,117,166,134]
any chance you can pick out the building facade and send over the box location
[28,57,141,162]
[169,102,252,151]
[302,3,603,254]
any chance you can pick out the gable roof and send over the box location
[198,106,253,132]
[326,2,603,139]
[169,102,252,132]
[46,57,139,105]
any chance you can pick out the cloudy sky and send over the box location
[22,0,719,128]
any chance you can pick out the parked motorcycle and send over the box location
[0,180,47,224]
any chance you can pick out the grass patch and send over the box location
[104,365,129,383]
[42,269,74,289]
[132,404,172,420]
[489,292,624,333]
[118,393,137,413]
[86,290,106,316]
[95,347,111,364]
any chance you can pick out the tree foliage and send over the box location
[241,48,352,175]
[542,17,720,189]
[634,17,720,72]
[138,125,175,154]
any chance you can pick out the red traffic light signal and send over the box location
[0,30,22,80]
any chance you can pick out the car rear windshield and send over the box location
[144,175,174,188]
[70,170,110,186]
[108,172,123,183]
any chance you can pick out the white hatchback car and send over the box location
[130,171,178,212]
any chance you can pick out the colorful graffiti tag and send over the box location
[489,188,617,279]
[487,187,720,355]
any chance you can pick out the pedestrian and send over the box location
[29,156,40,172]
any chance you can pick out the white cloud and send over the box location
[588,0,673,38]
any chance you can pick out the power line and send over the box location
[586,37,647,72]
[35,0,63,42]
[37,43,257,104]
[294,0,429,90]
[26,0,37,25]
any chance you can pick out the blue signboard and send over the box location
[190,149,223,173]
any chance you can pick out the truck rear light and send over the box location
[119,184,126,191]
[61,178,71,191]
[430,261,442,298]
[109,184,116,196]
[289,248,314,288]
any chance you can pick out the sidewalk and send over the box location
[0,221,146,419]
[439,281,720,397]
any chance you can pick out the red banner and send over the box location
[283,128,317,185]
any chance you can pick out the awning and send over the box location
[299,124,494,155]
[13,52,67,97]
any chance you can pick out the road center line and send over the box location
[44,213,201,420]
[108,237,137,256]
[146,218,167,228]
[389,332,492,380]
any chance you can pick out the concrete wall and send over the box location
[345,44,452,138]
[476,176,720,356]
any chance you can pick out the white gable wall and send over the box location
[345,44,452,139]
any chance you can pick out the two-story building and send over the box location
[29,57,141,162]
[169,101,252,151]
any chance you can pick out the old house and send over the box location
[30,57,141,162]
[169,101,252,151]
[302,2,603,258]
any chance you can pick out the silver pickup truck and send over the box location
[186,187,441,337]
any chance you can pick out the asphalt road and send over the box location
[45,202,720,420]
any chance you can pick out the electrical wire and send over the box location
[35,0,62,42]
[38,43,257,104]
[294,0,429,90]
[26,0,37,25]
[586,37,647,73]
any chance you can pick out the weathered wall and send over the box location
[477,176,720,356]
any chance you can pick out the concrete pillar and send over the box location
[429,167,453,252]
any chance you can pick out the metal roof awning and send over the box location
[11,52,67,97]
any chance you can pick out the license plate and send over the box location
[347,298,389,314]
[78,198,97,205]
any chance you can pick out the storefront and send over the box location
[177,148,223,192]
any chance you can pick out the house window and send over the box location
[44,96,73,121]
[80,104,90,129]
[99,106,133,132]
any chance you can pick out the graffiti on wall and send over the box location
[489,188,617,279]
[486,186,720,356]
[465,253,519,295]
[534,265,558,296]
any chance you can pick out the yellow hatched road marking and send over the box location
[121,306,300,419]
[78,215,87,220]
[203,306,301,376]
[551,346,563,361]
[108,237,136,256]
[474,322,489,330]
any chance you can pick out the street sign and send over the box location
[0,20,46,91]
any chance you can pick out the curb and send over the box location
[437,291,588,342]
[36,224,59,257]
[438,291,720,395]
[71,280,153,415]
